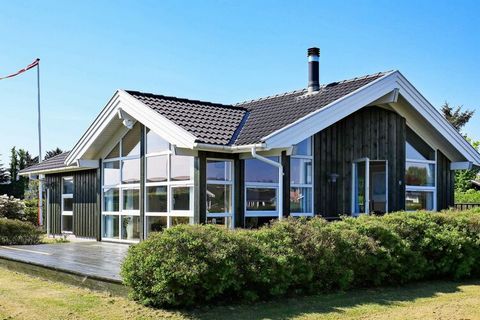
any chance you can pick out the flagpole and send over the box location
[37,60,43,226]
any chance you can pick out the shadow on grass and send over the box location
[184,279,479,320]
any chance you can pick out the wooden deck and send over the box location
[0,241,129,283]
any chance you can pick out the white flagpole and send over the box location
[37,60,43,226]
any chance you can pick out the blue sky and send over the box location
[1,0,479,166]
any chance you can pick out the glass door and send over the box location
[352,159,388,216]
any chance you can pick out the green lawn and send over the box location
[0,267,479,320]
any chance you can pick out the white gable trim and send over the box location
[65,90,197,165]
[262,71,480,166]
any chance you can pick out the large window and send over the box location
[245,156,279,223]
[405,137,436,211]
[102,122,141,242]
[61,177,73,233]
[144,128,194,236]
[206,159,233,228]
[290,137,313,216]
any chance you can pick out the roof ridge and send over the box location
[125,90,247,111]
[234,70,393,106]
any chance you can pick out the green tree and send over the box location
[441,102,475,132]
[0,156,9,183]
[44,147,63,160]
[455,136,480,192]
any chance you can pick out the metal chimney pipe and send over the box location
[307,47,320,93]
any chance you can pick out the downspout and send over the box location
[251,147,284,221]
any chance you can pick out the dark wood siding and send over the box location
[437,150,455,210]
[313,107,406,217]
[45,169,99,238]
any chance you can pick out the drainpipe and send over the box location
[251,147,283,221]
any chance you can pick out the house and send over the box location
[19,48,480,243]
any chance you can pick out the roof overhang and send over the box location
[261,71,480,166]
[65,90,197,166]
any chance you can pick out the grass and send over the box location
[40,234,69,244]
[0,267,480,320]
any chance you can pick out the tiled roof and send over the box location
[233,72,390,145]
[19,152,72,174]
[126,91,248,145]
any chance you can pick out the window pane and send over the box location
[121,215,140,240]
[63,178,74,194]
[290,158,312,185]
[146,156,168,182]
[146,128,170,154]
[103,188,119,212]
[121,122,141,157]
[245,217,274,229]
[292,137,312,156]
[207,160,232,181]
[122,159,140,184]
[406,191,434,211]
[123,188,140,211]
[146,216,167,235]
[245,158,279,183]
[103,215,119,238]
[105,143,120,159]
[103,161,120,186]
[146,186,167,212]
[207,184,232,214]
[406,162,435,186]
[171,155,193,181]
[171,216,192,226]
[206,216,232,228]
[172,187,191,211]
[62,215,73,232]
[246,188,277,211]
[290,187,313,213]
[63,198,73,212]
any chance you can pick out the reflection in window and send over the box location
[146,128,170,154]
[290,187,312,213]
[245,157,279,183]
[121,122,141,157]
[290,137,314,215]
[171,155,193,181]
[103,215,119,238]
[405,162,435,186]
[146,156,168,182]
[103,188,119,212]
[406,191,434,211]
[246,188,277,211]
[146,216,167,234]
[207,184,232,214]
[105,143,120,159]
[146,186,167,212]
[121,159,140,184]
[172,187,191,211]
[121,215,141,240]
[292,137,312,156]
[123,188,140,211]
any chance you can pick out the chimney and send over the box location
[307,47,320,93]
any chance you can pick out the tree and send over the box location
[44,147,64,161]
[0,156,9,183]
[441,102,475,132]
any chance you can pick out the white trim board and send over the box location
[65,90,197,166]
[261,71,480,166]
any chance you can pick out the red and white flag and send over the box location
[0,58,40,80]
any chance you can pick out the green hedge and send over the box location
[0,218,43,245]
[455,189,480,203]
[121,210,480,307]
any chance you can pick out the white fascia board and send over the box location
[450,161,473,170]
[65,90,197,166]
[263,71,397,148]
[394,72,480,166]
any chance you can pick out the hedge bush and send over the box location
[121,210,480,307]
[0,218,43,245]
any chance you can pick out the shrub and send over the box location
[455,189,480,203]
[23,199,39,225]
[121,211,480,308]
[0,194,25,220]
[0,218,42,245]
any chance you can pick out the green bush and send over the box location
[0,218,42,245]
[23,199,39,225]
[121,210,480,308]
[455,189,480,203]
[0,194,25,220]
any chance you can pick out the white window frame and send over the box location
[206,158,234,228]
[101,128,141,243]
[290,137,314,217]
[143,127,194,233]
[244,156,280,218]
[61,176,74,233]
[405,155,437,211]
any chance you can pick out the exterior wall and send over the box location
[437,150,455,210]
[313,107,407,217]
[45,169,99,239]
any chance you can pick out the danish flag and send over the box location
[0,58,40,80]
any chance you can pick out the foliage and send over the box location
[0,194,25,220]
[121,210,480,307]
[0,218,42,245]
[0,155,9,184]
[44,147,64,161]
[441,101,475,131]
[455,189,480,203]
[23,199,39,225]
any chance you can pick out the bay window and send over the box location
[206,159,233,228]
[290,137,313,216]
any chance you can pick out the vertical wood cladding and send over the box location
[45,169,99,238]
[313,107,406,217]
[437,150,454,210]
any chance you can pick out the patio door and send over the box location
[352,159,388,216]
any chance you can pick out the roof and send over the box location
[126,91,248,145]
[19,152,72,174]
